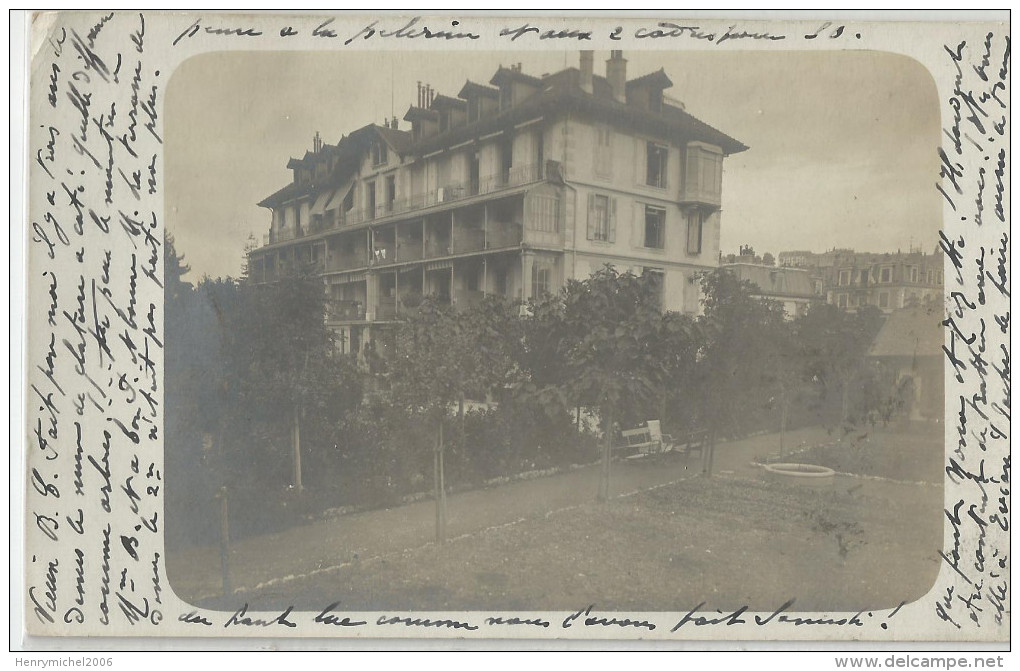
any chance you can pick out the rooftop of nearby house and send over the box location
[869,305,945,358]
[721,262,819,299]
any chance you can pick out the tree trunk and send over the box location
[292,406,303,493]
[779,393,789,459]
[702,429,716,477]
[841,381,850,426]
[597,409,613,503]
[433,444,441,543]
[434,419,447,544]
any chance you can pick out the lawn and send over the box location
[208,474,943,614]
[791,421,944,483]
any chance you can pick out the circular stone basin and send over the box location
[762,462,836,488]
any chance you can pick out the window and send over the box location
[645,269,664,310]
[838,294,848,308]
[910,266,918,283]
[838,269,851,286]
[644,206,666,249]
[467,98,480,122]
[646,142,668,188]
[594,127,613,178]
[879,292,890,308]
[500,135,514,184]
[499,85,513,111]
[926,269,934,284]
[366,181,377,218]
[587,194,614,242]
[880,267,892,283]
[372,142,388,166]
[295,205,302,233]
[385,175,396,211]
[686,210,704,255]
[532,264,550,299]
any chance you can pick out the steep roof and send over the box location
[489,66,544,88]
[626,67,673,90]
[412,66,747,156]
[458,80,498,99]
[259,60,748,208]
[259,125,379,208]
[869,306,945,359]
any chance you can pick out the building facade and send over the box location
[248,51,747,358]
[777,248,944,314]
[720,261,823,319]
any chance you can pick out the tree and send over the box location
[196,273,362,500]
[797,303,884,427]
[762,252,776,266]
[527,266,670,502]
[388,297,499,542]
[695,269,790,474]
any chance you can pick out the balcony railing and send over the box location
[486,223,523,249]
[425,239,452,258]
[327,300,366,321]
[452,228,485,254]
[263,161,555,246]
[375,296,397,320]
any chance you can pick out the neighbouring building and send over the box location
[777,248,944,314]
[868,305,945,421]
[720,261,823,319]
[248,51,747,359]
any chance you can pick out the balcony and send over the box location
[453,288,485,310]
[425,238,452,258]
[375,296,398,320]
[327,300,366,322]
[328,252,368,271]
[486,223,523,249]
[262,161,557,248]
[452,228,485,254]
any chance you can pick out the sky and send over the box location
[165,49,941,280]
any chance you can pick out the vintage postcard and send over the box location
[18,11,1009,648]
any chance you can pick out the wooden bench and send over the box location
[617,420,674,460]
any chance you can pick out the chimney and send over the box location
[391,116,398,130]
[606,50,627,103]
[579,50,594,94]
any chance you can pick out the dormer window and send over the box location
[499,85,513,111]
[650,89,663,112]
[372,142,388,167]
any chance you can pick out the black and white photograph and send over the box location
[17,11,1009,654]
[164,47,948,613]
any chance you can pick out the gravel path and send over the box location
[167,426,838,603]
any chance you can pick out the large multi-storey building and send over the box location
[248,51,747,357]
[777,248,944,314]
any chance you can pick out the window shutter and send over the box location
[609,197,617,243]
[586,194,595,240]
